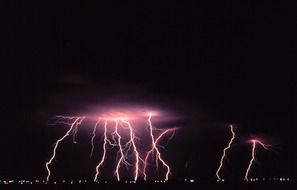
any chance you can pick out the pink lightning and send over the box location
[45,116,85,181]
[94,119,109,182]
[113,119,130,181]
[92,118,145,182]
[215,125,236,181]
[143,113,175,181]
[90,120,100,158]
[46,110,177,182]
[121,119,140,181]
[244,139,271,181]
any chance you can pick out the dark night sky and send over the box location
[1,0,296,181]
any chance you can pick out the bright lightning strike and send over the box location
[94,119,109,182]
[244,139,271,181]
[121,119,140,182]
[45,116,85,181]
[143,113,175,181]
[46,112,177,182]
[114,120,127,181]
[215,124,236,182]
[93,118,141,182]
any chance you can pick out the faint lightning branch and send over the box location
[157,129,176,150]
[45,116,85,181]
[72,123,79,143]
[215,125,236,181]
[244,139,271,181]
[106,126,118,147]
[90,119,101,158]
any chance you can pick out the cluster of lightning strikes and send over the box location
[45,113,176,182]
[244,139,271,181]
[215,125,236,181]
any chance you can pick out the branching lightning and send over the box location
[244,139,271,181]
[45,116,85,181]
[114,119,127,181]
[93,118,141,182]
[121,119,140,181]
[143,113,174,181]
[215,125,236,181]
[46,112,177,182]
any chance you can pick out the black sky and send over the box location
[1,1,296,181]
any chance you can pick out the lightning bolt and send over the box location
[94,119,109,182]
[143,113,175,181]
[45,116,85,181]
[113,119,129,181]
[90,119,100,158]
[215,124,235,181]
[93,118,141,182]
[121,119,140,182]
[244,139,271,181]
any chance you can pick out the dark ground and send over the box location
[2,181,295,190]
